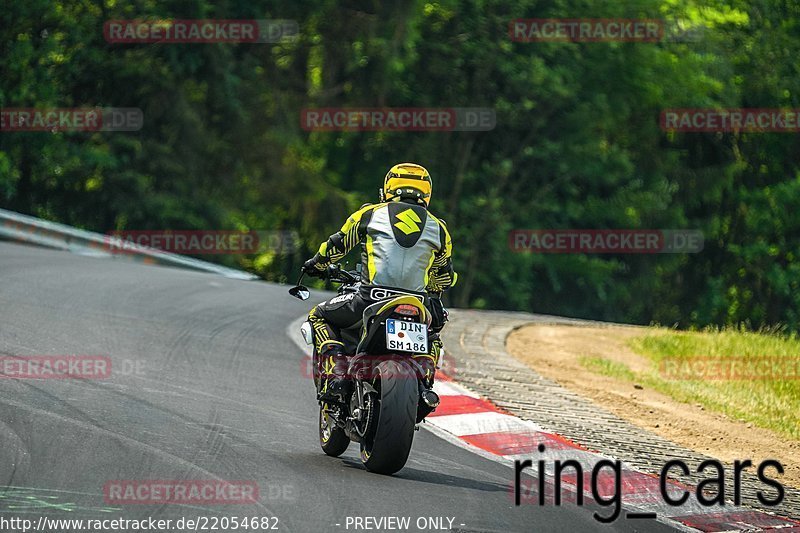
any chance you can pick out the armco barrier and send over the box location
[0,208,258,280]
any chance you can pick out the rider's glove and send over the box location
[303,255,328,278]
[428,297,448,333]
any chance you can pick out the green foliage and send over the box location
[1,0,799,332]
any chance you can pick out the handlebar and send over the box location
[325,264,359,284]
[289,264,357,301]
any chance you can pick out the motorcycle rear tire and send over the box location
[360,359,418,475]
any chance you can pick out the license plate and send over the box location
[385,319,428,353]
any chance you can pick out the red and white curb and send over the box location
[288,317,800,532]
[429,374,799,532]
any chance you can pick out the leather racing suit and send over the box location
[305,198,456,393]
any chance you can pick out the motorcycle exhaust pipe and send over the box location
[421,389,440,409]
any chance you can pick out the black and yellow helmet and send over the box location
[382,163,432,206]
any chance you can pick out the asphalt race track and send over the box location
[0,242,678,532]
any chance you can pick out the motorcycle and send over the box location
[289,264,441,475]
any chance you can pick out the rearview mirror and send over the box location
[289,285,310,300]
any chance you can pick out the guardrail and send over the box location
[0,208,259,280]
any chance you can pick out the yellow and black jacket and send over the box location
[312,200,456,293]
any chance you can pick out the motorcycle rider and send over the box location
[303,163,456,402]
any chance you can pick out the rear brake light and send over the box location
[395,304,420,316]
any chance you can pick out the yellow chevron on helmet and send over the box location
[383,163,432,206]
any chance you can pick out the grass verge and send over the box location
[579,327,800,440]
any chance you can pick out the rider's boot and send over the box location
[319,344,351,402]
